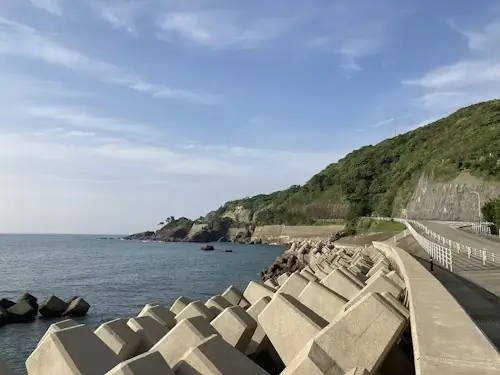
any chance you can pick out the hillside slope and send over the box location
[207,100,500,224]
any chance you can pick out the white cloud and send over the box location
[448,19,500,52]
[157,11,295,49]
[0,17,221,104]
[29,0,63,16]
[87,0,142,33]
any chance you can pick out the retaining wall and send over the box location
[251,225,344,243]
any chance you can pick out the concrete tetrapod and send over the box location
[344,368,371,375]
[321,269,363,300]
[275,273,310,299]
[243,281,275,305]
[298,281,348,322]
[37,319,80,346]
[95,318,141,361]
[277,273,291,286]
[0,359,15,375]
[281,293,407,375]
[300,269,318,282]
[138,304,176,329]
[221,285,245,306]
[38,295,68,318]
[210,305,257,352]
[366,259,390,278]
[26,325,120,375]
[337,267,366,288]
[169,296,193,315]
[151,316,219,368]
[127,316,169,352]
[175,301,217,323]
[258,293,327,365]
[384,270,405,289]
[105,351,174,375]
[264,279,279,289]
[205,295,233,315]
[174,334,270,375]
[344,274,403,312]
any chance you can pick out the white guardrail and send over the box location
[367,217,500,270]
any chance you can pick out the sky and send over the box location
[0,0,499,234]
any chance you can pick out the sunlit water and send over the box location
[0,234,284,374]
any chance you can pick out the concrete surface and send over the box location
[95,318,141,361]
[282,293,406,375]
[127,316,169,351]
[344,274,402,311]
[210,305,257,352]
[222,285,244,306]
[104,351,174,375]
[151,316,219,368]
[298,281,348,322]
[175,301,217,323]
[170,296,193,315]
[276,273,310,299]
[26,325,120,375]
[205,295,233,315]
[245,296,271,356]
[173,334,270,375]
[243,281,275,305]
[258,293,327,365]
[277,273,291,286]
[37,319,80,346]
[138,304,176,329]
[321,269,362,300]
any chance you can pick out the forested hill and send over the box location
[206,99,500,225]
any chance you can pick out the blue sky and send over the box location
[0,0,499,233]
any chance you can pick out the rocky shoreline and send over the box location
[3,235,414,375]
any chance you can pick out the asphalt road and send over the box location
[421,220,500,255]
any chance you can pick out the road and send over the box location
[421,220,500,255]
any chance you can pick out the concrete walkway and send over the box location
[397,236,500,350]
[422,220,500,255]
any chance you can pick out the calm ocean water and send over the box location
[0,234,284,374]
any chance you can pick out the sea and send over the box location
[0,234,284,374]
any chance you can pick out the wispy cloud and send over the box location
[87,0,142,33]
[0,17,221,104]
[157,11,296,49]
[29,0,63,16]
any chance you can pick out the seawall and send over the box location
[251,224,344,243]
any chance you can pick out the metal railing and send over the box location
[367,216,500,267]
[469,223,492,235]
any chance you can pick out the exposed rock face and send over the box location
[155,226,191,242]
[123,231,155,241]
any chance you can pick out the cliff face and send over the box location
[405,172,500,221]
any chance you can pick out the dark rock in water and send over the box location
[18,293,38,312]
[66,296,78,305]
[0,307,10,326]
[200,245,215,251]
[260,253,303,283]
[224,249,233,253]
[0,298,15,310]
[39,295,68,318]
[64,297,90,317]
[7,300,38,323]
[217,236,229,242]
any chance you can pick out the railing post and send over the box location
[468,247,471,258]
[483,250,487,265]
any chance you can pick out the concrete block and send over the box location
[221,285,244,306]
[210,306,257,352]
[321,269,362,300]
[314,269,329,280]
[205,295,233,315]
[245,296,271,356]
[281,293,406,375]
[298,281,348,322]
[344,368,371,375]
[105,351,174,375]
[138,305,176,329]
[127,316,169,351]
[170,296,193,315]
[243,281,275,305]
[366,259,390,278]
[276,273,310,299]
[344,275,403,311]
[26,325,119,375]
[300,269,318,282]
[0,359,15,375]
[151,316,219,368]
[264,279,279,289]
[366,268,389,284]
[323,264,335,274]
[338,267,366,288]
[95,318,141,361]
[385,270,405,289]
[277,272,291,286]
[173,334,269,375]
[239,297,251,309]
[175,301,217,323]
[258,293,327,365]
[37,319,80,346]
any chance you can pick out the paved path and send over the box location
[421,220,500,255]
[397,236,500,349]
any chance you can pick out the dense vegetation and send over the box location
[208,100,500,225]
[482,198,500,225]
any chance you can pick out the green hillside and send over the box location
[207,100,500,225]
